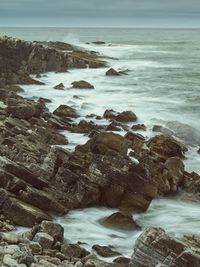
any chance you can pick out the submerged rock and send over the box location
[100,212,140,231]
[71,80,94,89]
[106,68,121,76]
[53,83,65,90]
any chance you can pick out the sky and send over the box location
[0,0,200,28]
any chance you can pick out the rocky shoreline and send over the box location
[0,36,200,267]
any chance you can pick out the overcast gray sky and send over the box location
[0,0,200,27]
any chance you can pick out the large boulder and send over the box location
[147,135,186,162]
[103,109,137,122]
[39,221,64,243]
[130,227,200,267]
[2,197,51,227]
[71,80,94,89]
[53,104,78,119]
[100,212,140,231]
[6,100,45,120]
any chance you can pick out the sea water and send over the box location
[2,27,200,259]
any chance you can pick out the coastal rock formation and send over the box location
[0,36,105,86]
[130,227,200,267]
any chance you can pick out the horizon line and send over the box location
[1,26,200,30]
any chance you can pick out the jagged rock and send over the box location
[100,212,140,231]
[0,36,105,86]
[71,80,94,89]
[130,227,200,267]
[147,135,186,162]
[125,132,145,152]
[53,104,78,119]
[6,100,45,120]
[38,97,52,103]
[72,120,104,134]
[89,132,129,156]
[92,245,121,257]
[33,232,54,249]
[2,197,51,227]
[39,221,64,243]
[18,186,68,214]
[106,68,121,76]
[53,83,65,90]
[103,109,137,122]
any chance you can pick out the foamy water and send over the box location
[10,27,200,260]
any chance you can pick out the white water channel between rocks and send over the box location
[18,40,200,260]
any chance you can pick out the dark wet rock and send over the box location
[2,197,51,227]
[116,111,137,122]
[106,68,121,76]
[38,97,52,103]
[36,73,42,78]
[71,80,94,89]
[53,104,78,119]
[60,148,158,211]
[92,245,121,257]
[130,227,200,267]
[198,147,200,154]
[100,212,140,231]
[72,120,104,134]
[106,122,121,131]
[147,135,186,162]
[103,109,137,122]
[131,124,146,131]
[53,83,65,90]
[92,41,106,45]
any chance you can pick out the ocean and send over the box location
[2,27,200,260]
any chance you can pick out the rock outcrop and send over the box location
[0,36,105,86]
[130,227,200,267]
